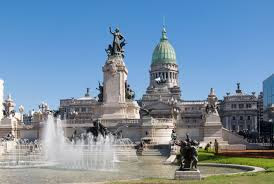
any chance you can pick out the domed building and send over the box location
[150,27,179,89]
[139,27,182,144]
[139,27,225,145]
[141,27,181,109]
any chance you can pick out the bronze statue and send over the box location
[105,27,127,57]
[175,135,199,171]
[96,81,104,102]
[125,81,135,100]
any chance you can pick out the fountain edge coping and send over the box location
[54,163,266,184]
[198,163,265,177]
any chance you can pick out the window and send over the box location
[81,107,86,112]
[232,116,236,120]
[247,116,251,120]
[231,104,237,109]
[240,116,243,120]
[246,104,252,108]
[239,104,244,109]
[75,108,79,112]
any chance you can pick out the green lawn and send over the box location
[199,150,274,169]
[108,150,274,184]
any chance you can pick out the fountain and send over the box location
[0,139,50,168]
[0,115,137,170]
[43,115,118,170]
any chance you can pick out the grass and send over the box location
[110,172,274,184]
[199,150,274,170]
[108,150,274,184]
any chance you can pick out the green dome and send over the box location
[152,27,176,65]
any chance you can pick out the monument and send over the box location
[98,27,140,121]
[174,134,201,180]
[0,95,19,138]
[203,88,223,143]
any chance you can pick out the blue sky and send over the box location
[0,0,273,111]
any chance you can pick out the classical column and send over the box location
[237,118,239,132]
[254,116,257,131]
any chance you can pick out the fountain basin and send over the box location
[0,156,264,184]
[0,161,56,169]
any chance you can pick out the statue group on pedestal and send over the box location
[3,95,16,118]
[174,134,199,171]
[105,27,127,58]
[125,81,135,100]
[205,88,219,115]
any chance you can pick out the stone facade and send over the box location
[59,91,98,120]
[176,101,206,141]
[219,84,258,132]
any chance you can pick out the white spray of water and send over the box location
[43,115,117,170]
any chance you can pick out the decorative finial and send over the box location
[19,105,24,113]
[7,94,12,101]
[161,17,168,41]
[236,82,242,93]
[209,88,216,96]
[161,27,168,40]
[85,88,90,97]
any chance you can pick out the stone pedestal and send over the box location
[99,55,140,120]
[100,102,140,120]
[203,113,223,143]
[175,170,201,180]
